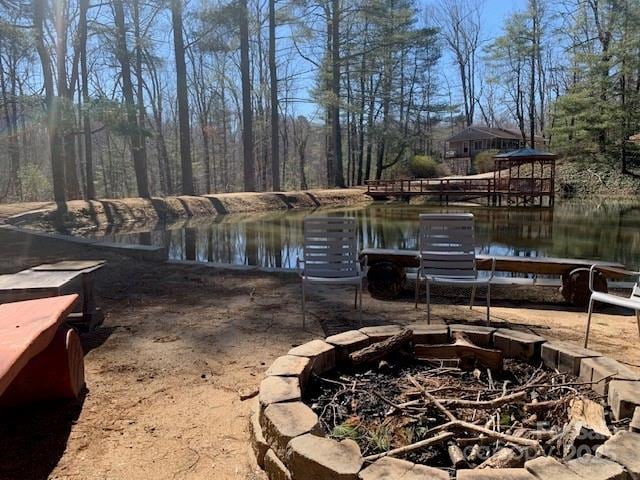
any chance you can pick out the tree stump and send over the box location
[561,268,607,309]
[0,325,85,406]
[367,261,406,299]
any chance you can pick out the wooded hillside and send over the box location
[0,0,638,202]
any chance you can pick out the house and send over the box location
[445,126,540,159]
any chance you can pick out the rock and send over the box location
[449,324,496,348]
[597,431,640,477]
[541,342,601,376]
[358,456,448,480]
[457,469,536,480]
[326,330,371,362]
[250,410,269,468]
[266,355,312,388]
[578,357,639,396]
[265,449,292,480]
[411,325,450,345]
[288,340,336,375]
[608,380,640,421]
[493,329,546,361]
[261,402,322,460]
[286,434,363,480]
[565,454,629,480]
[259,376,301,408]
[524,456,583,479]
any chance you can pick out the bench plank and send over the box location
[0,294,79,396]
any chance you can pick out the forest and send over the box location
[0,0,639,203]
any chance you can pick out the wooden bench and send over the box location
[360,248,626,307]
[0,260,105,331]
[0,294,85,407]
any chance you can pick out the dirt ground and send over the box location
[0,228,639,480]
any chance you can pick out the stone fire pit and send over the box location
[250,324,640,479]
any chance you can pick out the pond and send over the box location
[84,200,640,270]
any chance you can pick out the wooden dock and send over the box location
[365,177,555,207]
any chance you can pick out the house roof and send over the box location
[493,148,557,159]
[446,126,524,142]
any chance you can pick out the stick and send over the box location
[407,374,457,422]
[440,391,527,410]
[363,432,454,462]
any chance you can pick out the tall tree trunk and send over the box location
[330,0,345,187]
[132,0,150,194]
[269,0,280,191]
[79,0,94,198]
[113,0,150,197]
[33,0,66,203]
[171,0,194,195]
[239,0,255,191]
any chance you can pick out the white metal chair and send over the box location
[585,264,640,347]
[415,213,495,324]
[297,217,367,328]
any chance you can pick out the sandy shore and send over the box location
[0,228,638,480]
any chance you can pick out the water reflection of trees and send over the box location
[99,200,640,269]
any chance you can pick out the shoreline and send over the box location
[2,188,371,235]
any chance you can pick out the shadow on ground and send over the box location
[0,394,85,480]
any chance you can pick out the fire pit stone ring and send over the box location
[250,324,640,480]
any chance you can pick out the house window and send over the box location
[475,141,481,150]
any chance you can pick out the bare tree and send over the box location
[435,0,482,127]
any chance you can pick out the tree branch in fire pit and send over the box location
[349,328,413,366]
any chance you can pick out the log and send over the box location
[350,328,413,366]
[477,446,526,469]
[558,397,611,459]
[561,268,607,309]
[0,325,85,406]
[363,431,454,462]
[366,261,406,299]
[415,332,503,371]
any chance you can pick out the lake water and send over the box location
[85,200,640,270]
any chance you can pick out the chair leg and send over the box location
[486,284,491,326]
[415,275,420,310]
[584,298,595,348]
[426,281,431,325]
[358,283,363,327]
[636,310,640,338]
[354,286,358,310]
[302,281,306,329]
[470,285,476,310]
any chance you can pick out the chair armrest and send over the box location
[590,264,640,292]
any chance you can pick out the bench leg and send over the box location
[636,310,640,338]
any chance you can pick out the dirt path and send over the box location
[0,228,638,480]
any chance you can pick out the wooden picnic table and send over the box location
[360,248,625,307]
[0,294,85,406]
[0,260,105,331]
